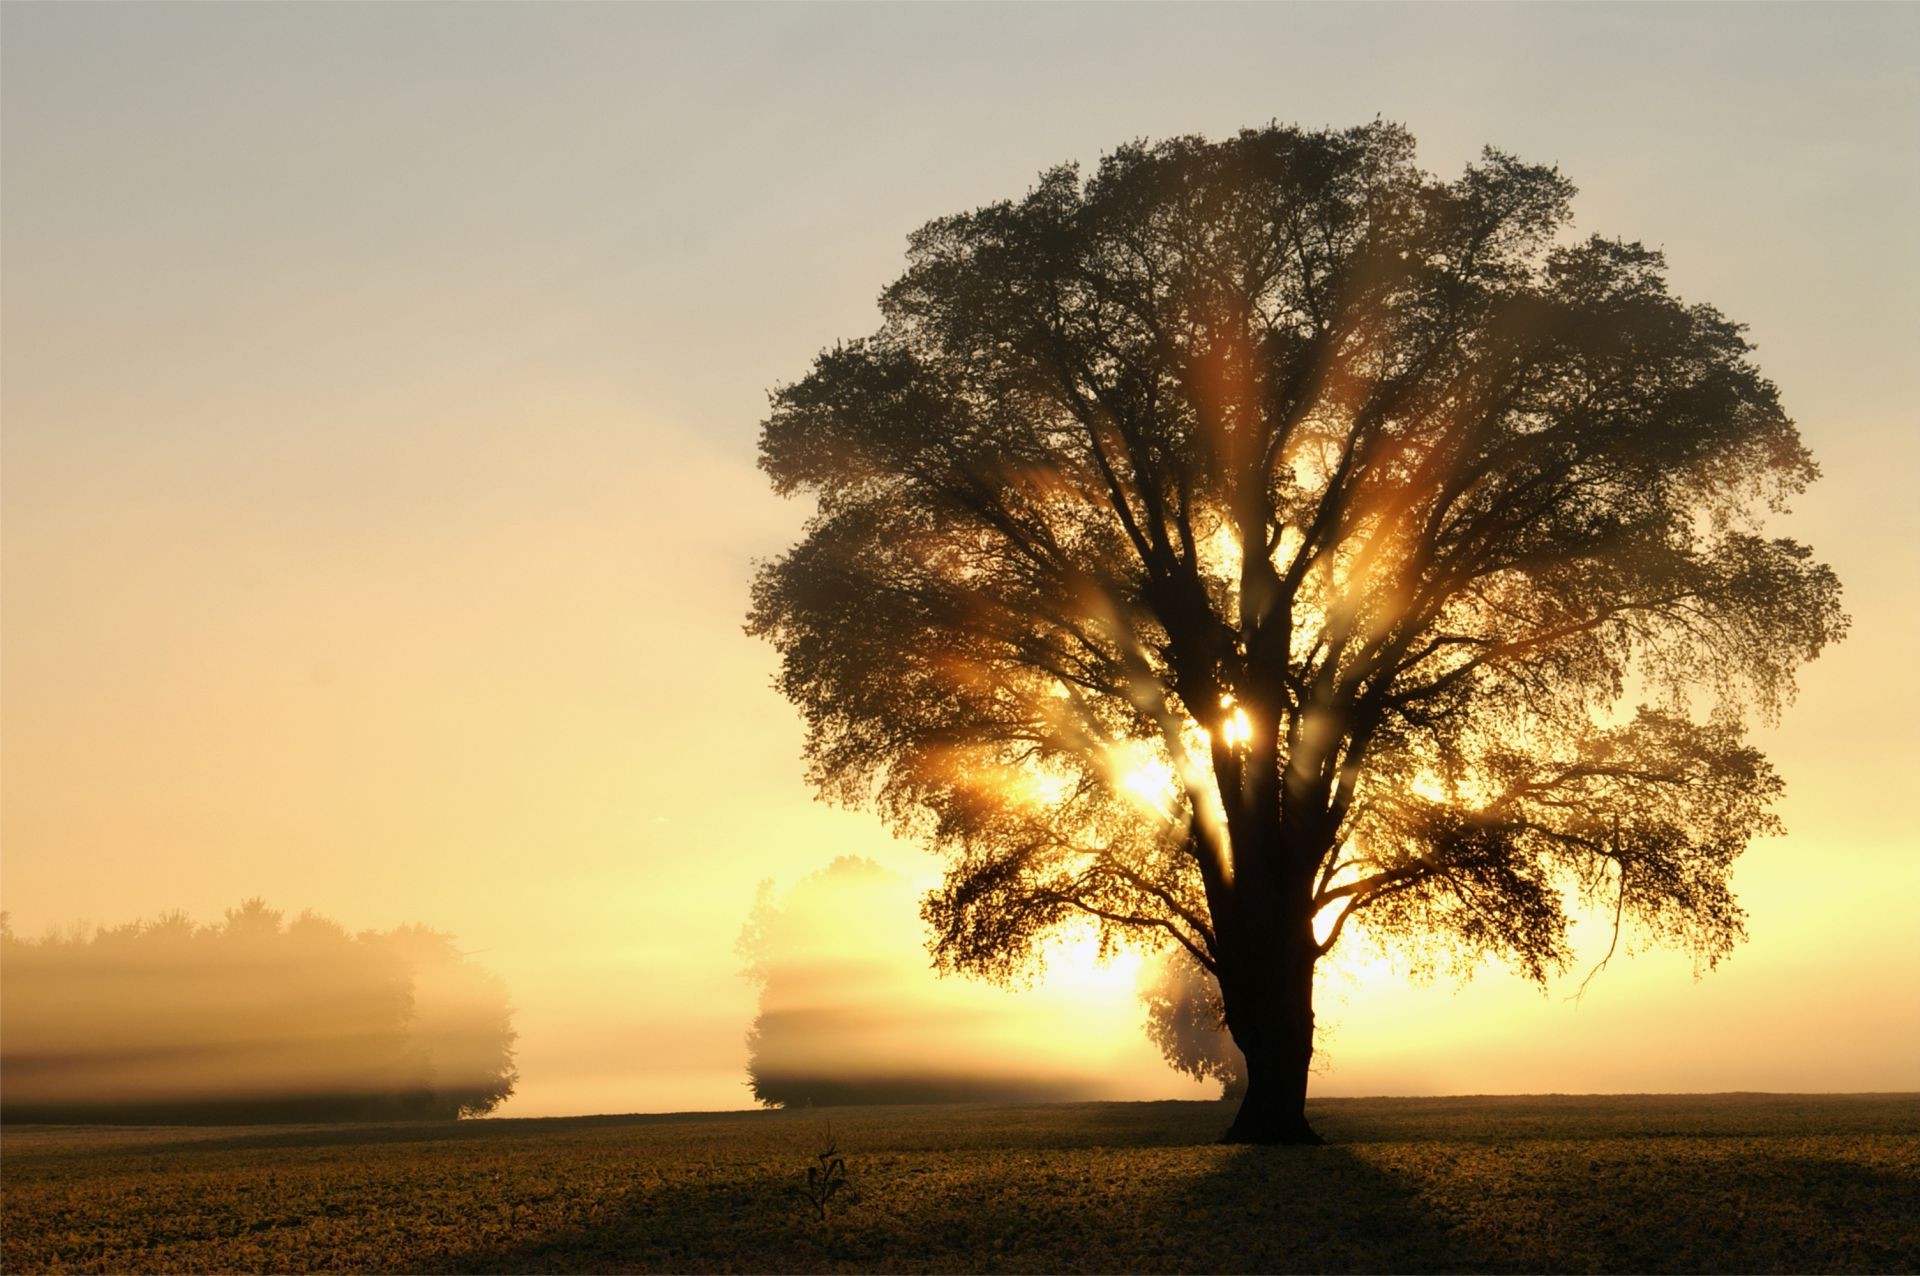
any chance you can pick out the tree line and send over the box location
[0,899,516,1123]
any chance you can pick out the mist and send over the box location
[739,858,1197,1107]
[2,3,1912,1119]
[0,900,516,1122]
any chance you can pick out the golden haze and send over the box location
[2,3,1916,1113]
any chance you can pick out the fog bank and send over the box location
[0,900,516,1122]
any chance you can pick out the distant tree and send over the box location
[736,858,1096,1108]
[749,123,1845,1142]
[1139,948,1246,1101]
[383,925,520,1118]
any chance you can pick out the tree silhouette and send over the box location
[749,123,1845,1143]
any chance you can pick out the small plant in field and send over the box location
[801,1126,847,1222]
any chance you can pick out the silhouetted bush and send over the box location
[0,901,516,1123]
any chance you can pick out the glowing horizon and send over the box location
[4,2,1916,1117]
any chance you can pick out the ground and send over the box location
[3,1094,1915,1273]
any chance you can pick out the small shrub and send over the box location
[801,1128,848,1222]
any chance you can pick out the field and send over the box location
[3,1094,1915,1273]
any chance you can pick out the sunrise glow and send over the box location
[2,2,1912,1133]
[3,8,1913,1269]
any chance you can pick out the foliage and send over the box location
[1139,948,1246,1099]
[801,1128,849,1222]
[749,122,1846,1133]
[0,900,517,1122]
[2,1097,1913,1272]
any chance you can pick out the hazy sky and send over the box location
[5,3,1917,1117]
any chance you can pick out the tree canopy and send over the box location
[749,122,1844,1140]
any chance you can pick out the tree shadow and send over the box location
[415,1138,1492,1274]
[1110,1143,1494,1274]
[407,1108,1920,1273]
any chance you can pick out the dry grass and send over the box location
[3,1094,1915,1273]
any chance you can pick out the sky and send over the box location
[4,2,1917,1118]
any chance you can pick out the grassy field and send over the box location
[3,1094,1915,1273]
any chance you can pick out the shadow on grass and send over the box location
[413,1140,1490,1275]
[9,1100,1911,1273]
[1424,1151,1920,1275]
[409,1123,1920,1274]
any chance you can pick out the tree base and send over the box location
[1218,1117,1324,1146]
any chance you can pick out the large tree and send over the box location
[749,123,1844,1143]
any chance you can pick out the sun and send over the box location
[1219,705,1252,748]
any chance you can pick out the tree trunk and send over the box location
[1218,927,1321,1145]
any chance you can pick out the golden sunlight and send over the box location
[1023,768,1076,809]
[1312,895,1346,948]
[1203,522,1243,583]
[1037,923,1146,1001]
[1107,740,1178,814]
[1220,705,1253,749]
